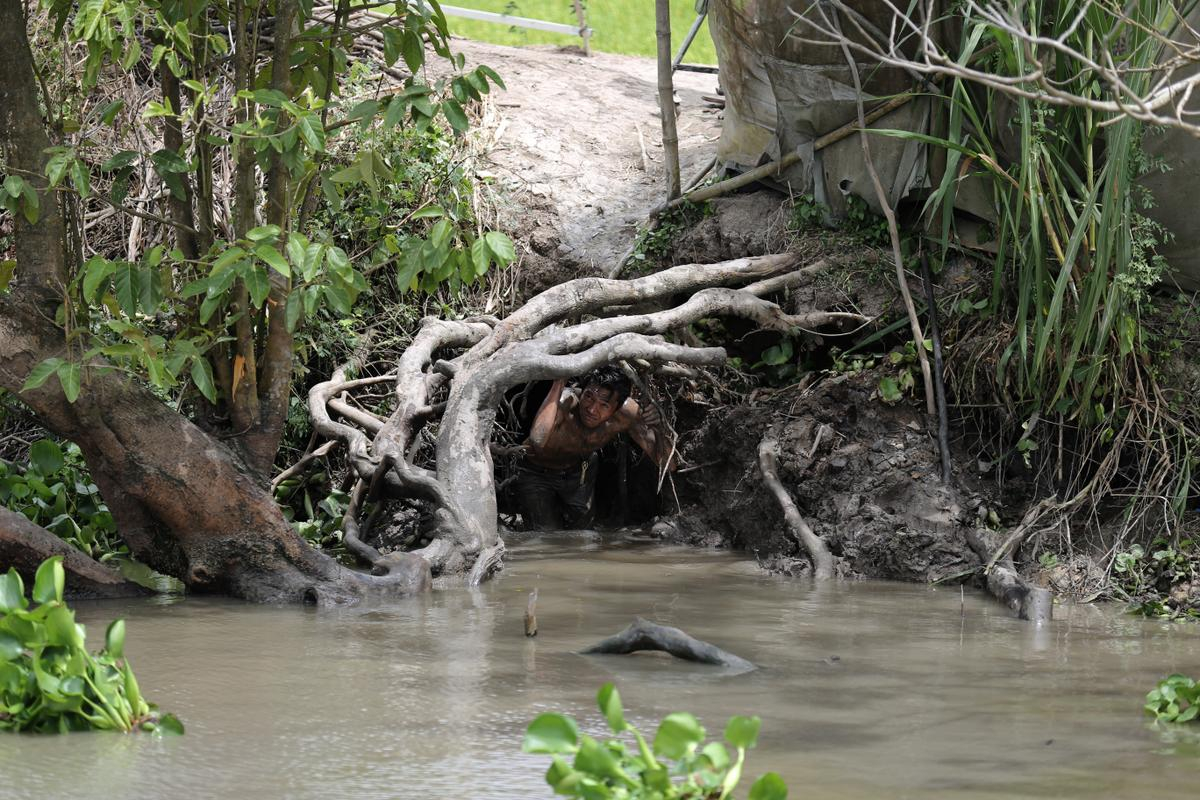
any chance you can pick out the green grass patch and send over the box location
[442,0,717,64]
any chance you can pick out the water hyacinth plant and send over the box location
[0,556,181,734]
[523,683,787,799]
[1146,674,1200,724]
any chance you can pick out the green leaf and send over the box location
[44,605,83,648]
[255,244,291,278]
[21,358,63,393]
[244,266,270,308]
[105,619,126,658]
[702,741,731,770]
[326,245,351,277]
[383,95,407,128]
[297,114,325,153]
[286,233,309,270]
[156,713,185,735]
[29,439,64,474]
[190,357,217,403]
[523,712,579,754]
[199,292,225,324]
[32,556,65,605]
[429,219,453,249]
[113,261,139,316]
[82,256,115,301]
[654,713,705,759]
[724,716,761,749]
[382,28,403,66]
[544,755,574,791]
[0,569,24,613]
[99,100,125,126]
[878,376,902,403]
[596,683,626,732]
[402,29,424,73]
[0,260,14,292]
[478,64,506,90]
[346,99,381,123]
[321,282,352,315]
[748,772,788,800]
[0,631,22,661]
[245,225,281,243]
[285,291,304,333]
[57,362,80,403]
[70,159,91,198]
[484,231,516,265]
[470,237,490,277]
[411,205,445,220]
[573,736,628,783]
[442,99,469,133]
[123,662,142,715]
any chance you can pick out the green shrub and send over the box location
[1146,675,1200,724]
[0,439,125,561]
[0,557,182,734]
[523,683,787,799]
[1113,539,1199,620]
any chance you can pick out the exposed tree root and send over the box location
[757,430,834,579]
[582,617,755,671]
[0,508,146,600]
[303,253,868,583]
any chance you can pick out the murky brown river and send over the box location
[3,532,1200,798]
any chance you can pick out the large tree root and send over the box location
[582,617,756,671]
[304,253,869,585]
[0,508,146,600]
[757,430,834,579]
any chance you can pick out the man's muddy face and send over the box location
[579,385,621,429]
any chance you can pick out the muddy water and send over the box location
[4,533,1200,799]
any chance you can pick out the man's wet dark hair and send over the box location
[581,365,631,403]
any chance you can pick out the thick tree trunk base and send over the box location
[582,617,756,671]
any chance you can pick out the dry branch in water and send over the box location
[305,254,870,583]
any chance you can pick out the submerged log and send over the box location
[966,527,1053,623]
[582,617,755,671]
[987,564,1053,623]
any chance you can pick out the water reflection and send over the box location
[3,531,1199,799]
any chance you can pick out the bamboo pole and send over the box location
[572,0,590,56]
[655,0,681,200]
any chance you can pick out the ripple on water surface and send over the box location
[4,532,1200,799]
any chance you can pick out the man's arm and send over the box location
[624,398,675,469]
[528,379,569,450]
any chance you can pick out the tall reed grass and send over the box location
[891,0,1195,534]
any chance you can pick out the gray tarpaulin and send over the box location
[708,0,1200,286]
[709,0,931,218]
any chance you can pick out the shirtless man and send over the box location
[514,365,670,530]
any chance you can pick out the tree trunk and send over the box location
[0,296,429,604]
